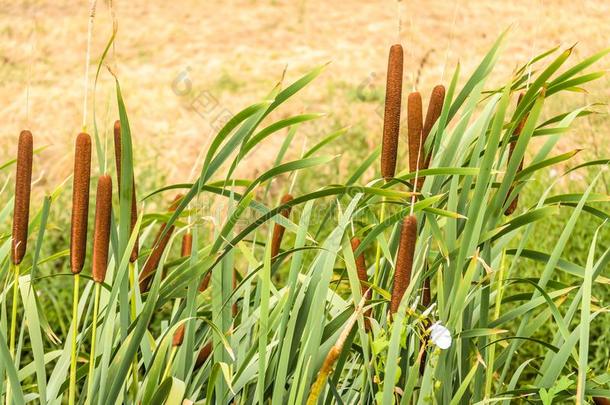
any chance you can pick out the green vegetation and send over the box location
[0,31,609,404]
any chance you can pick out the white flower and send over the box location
[429,322,452,350]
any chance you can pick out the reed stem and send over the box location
[373,200,386,287]
[69,273,80,405]
[128,261,139,395]
[85,282,101,403]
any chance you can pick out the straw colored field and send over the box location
[1,0,609,191]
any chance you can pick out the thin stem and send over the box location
[6,263,20,405]
[162,346,178,380]
[128,262,139,397]
[373,199,386,287]
[85,282,101,403]
[69,274,80,405]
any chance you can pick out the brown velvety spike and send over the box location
[390,215,417,314]
[407,92,424,175]
[422,277,431,307]
[92,175,113,283]
[11,130,33,265]
[70,133,92,274]
[199,272,211,292]
[113,120,139,262]
[351,238,371,331]
[420,85,446,185]
[270,194,294,258]
[594,397,610,405]
[172,231,194,346]
[138,194,183,292]
[195,341,213,368]
[380,44,404,180]
[181,232,193,257]
[504,93,528,216]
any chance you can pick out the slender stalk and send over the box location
[6,263,20,405]
[128,261,139,395]
[69,274,80,405]
[162,346,178,380]
[373,200,386,287]
[85,282,101,403]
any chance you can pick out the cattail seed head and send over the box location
[351,238,371,331]
[195,341,213,368]
[11,130,33,265]
[70,132,92,274]
[390,215,417,314]
[593,397,610,405]
[138,194,183,292]
[92,175,113,283]
[271,194,293,258]
[380,44,404,180]
[407,92,423,175]
[113,120,139,262]
[173,231,194,346]
[420,85,446,184]
[199,272,211,292]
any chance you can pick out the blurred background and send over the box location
[1,0,609,190]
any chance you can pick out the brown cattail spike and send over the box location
[593,398,610,405]
[92,175,113,283]
[390,215,417,314]
[407,92,424,175]
[195,341,213,368]
[419,85,446,187]
[138,194,183,292]
[380,44,404,180]
[199,272,211,292]
[70,133,92,274]
[271,194,294,258]
[505,93,527,216]
[351,238,371,331]
[113,120,139,262]
[173,231,194,347]
[12,130,33,265]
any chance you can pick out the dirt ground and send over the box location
[1,0,609,191]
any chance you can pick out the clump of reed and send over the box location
[138,194,183,292]
[380,44,404,180]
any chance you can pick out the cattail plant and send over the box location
[390,215,417,315]
[86,175,112,398]
[351,238,371,331]
[113,120,139,262]
[504,93,527,216]
[407,92,423,183]
[271,193,294,258]
[69,132,92,405]
[195,341,213,368]
[594,398,610,405]
[6,130,33,403]
[380,44,404,180]
[138,194,183,292]
[421,85,445,167]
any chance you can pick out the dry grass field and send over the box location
[1,0,609,187]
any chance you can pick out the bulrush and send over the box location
[138,194,183,292]
[199,272,211,292]
[407,92,423,178]
[390,215,417,315]
[172,231,193,347]
[594,398,610,405]
[505,93,527,216]
[380,44,404,180]
[114,120,139,262]
[270,194,294,258]
[70,133,92,273]
[351,238,371,331]
[420,85,446,186]
[195,341,213,368]
[92,175,112,283]
[11,130,33,265]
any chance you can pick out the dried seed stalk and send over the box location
[70,133,92,274]
[92,175,112,283]
[380,44,404,180]
[390,215,417,314]
[11,130,33,265]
